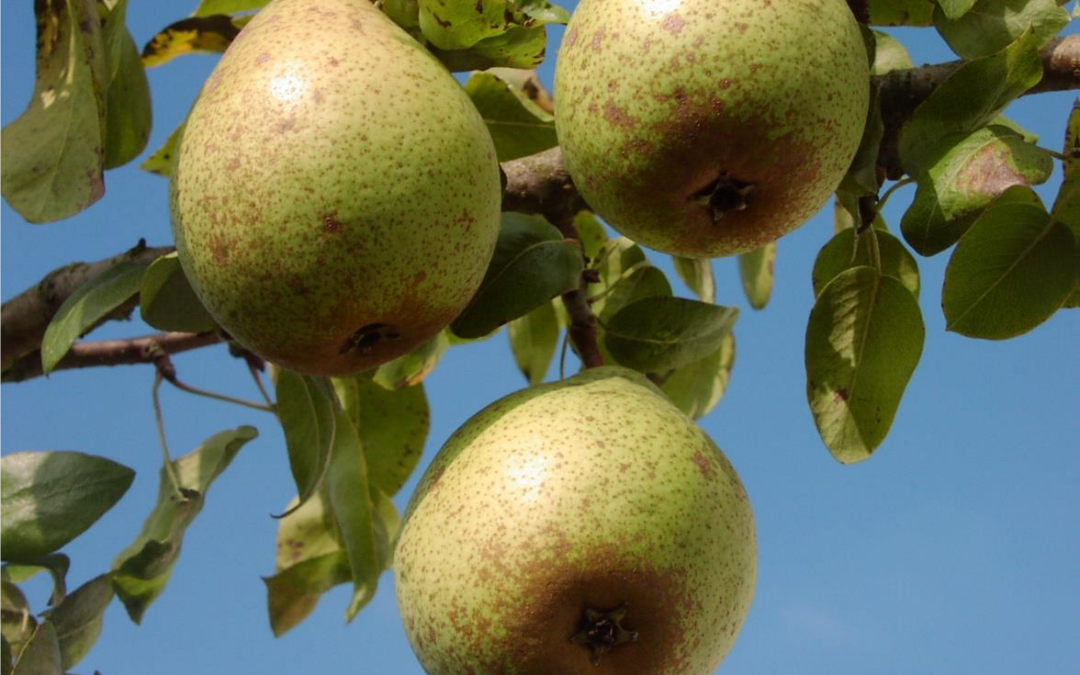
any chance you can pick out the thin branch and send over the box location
[1,332,221,383]
[548,213,604,370]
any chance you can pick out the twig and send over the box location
[548,213,604,370]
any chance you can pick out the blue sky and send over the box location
[2,3,1078,674]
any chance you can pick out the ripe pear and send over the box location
[170,0,501,375]
[394,367,756,674]
[554,0,869,258]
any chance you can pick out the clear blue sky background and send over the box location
[2,3,1078,674]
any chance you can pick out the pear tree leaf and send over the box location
[112,427,257,623]
[140,122,184,177]
[487,68,554,111]
[943,195,1076,338]
[324,409,380,621]
[382,0,423,37]
[672,256,715,304]
[989,113,1039,143]
[898,29,1043,176]
[1053,101,1080,308]
[1,0,107,223]
[264,551,351,637]
[507,301,559,385]
[604,297,739,373]
[738,243,777,310]
[41,574,112,670]
[193,0,270,15]
[813,228,921,299]
[868,0,935,25]
[273,492,341,572]
[1,582,36,654]
[937,0,979,19]
[332,378,430,497]
[451,213,584,339]
[141,15,243,68]
[102,0,151,169]
[2,636,11,675]
[574,211,608,262]
[594,266,673,323]
[933,0,1069,59]
[11,621,60,675]
[430,25,547,71]
[659,333,735,419]
[139,253,217,333]
[839,88,884,196]
[40,261,148,375]
[372,331,450,390]
[1,555,70,607]
[900,125,1053,255]
[806,267,924,463]
[275,372,336,515]
[418,0,565,51]
[870,30,913,75]
[592,237,648,291]
[464,71,556,162]
[1,452,134,563]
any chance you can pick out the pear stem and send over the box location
[548,213,604,370]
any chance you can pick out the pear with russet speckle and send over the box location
[554,0,869,258]
[394,366,756,674]
[170,0,501,375]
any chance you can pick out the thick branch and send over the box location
[1,332,221,383]
[0,241,174,371]
[548,213,604,370]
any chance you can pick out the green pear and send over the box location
[394,367,756,674]
[554,0,869,258]
[170,0,501,375]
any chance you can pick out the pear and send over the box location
[554,0,869,258]
[394,367,756,674]
[170,0,501,375]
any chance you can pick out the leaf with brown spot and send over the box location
[464,71,556,161]
[141,15,245,68]
[901,125,1053,256]
[140,121,184,177]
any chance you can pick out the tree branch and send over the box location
[3,37,1076,380]
[1,332,222,383]
[547,213,604,370]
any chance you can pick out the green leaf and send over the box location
[901,125,1053,255]
[1,582,36,654]
[738,243,776,310]
[273,492,341,572]
[2,636,11,675]
[332,378,430,497]
[1,0,107,223]
[381,0,422,36]
[430,25,547,71]
[839,89,884,196]
[464,72,556,162]
[937,0,979,19]
[451,213,584,339]
[673,256,715,304]
[813,228,921,299]
[140,122,184,177]
[324,409,380,621]
[943,197,1076,338]
[39,261,147,375]
[659,333,735,419]
[870,30,913,75]
[604,297,739,373]
[42,574,112,670]
[102,0,151,168]
[594,266,673,324]
[0,555,69,607]
[868,0,935,25]
[139,253,217,333]
[264,551,351,637]
[806,267,924,463]
[141,15,242,68]
[418,0,565,51]
[933,0,1069,59]
[574,211,608,262]
[1053,101,1080,308]
[193,0,270,15]
[11,622,60,675]
[508,301,559,385]
[372,332,450,390]
[593,237,648,289]
[112,427,257,623]
[898,29,1043,176]
[1,452,134,562]
[275,372,337,513]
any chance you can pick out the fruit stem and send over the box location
[152,372,187,501]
